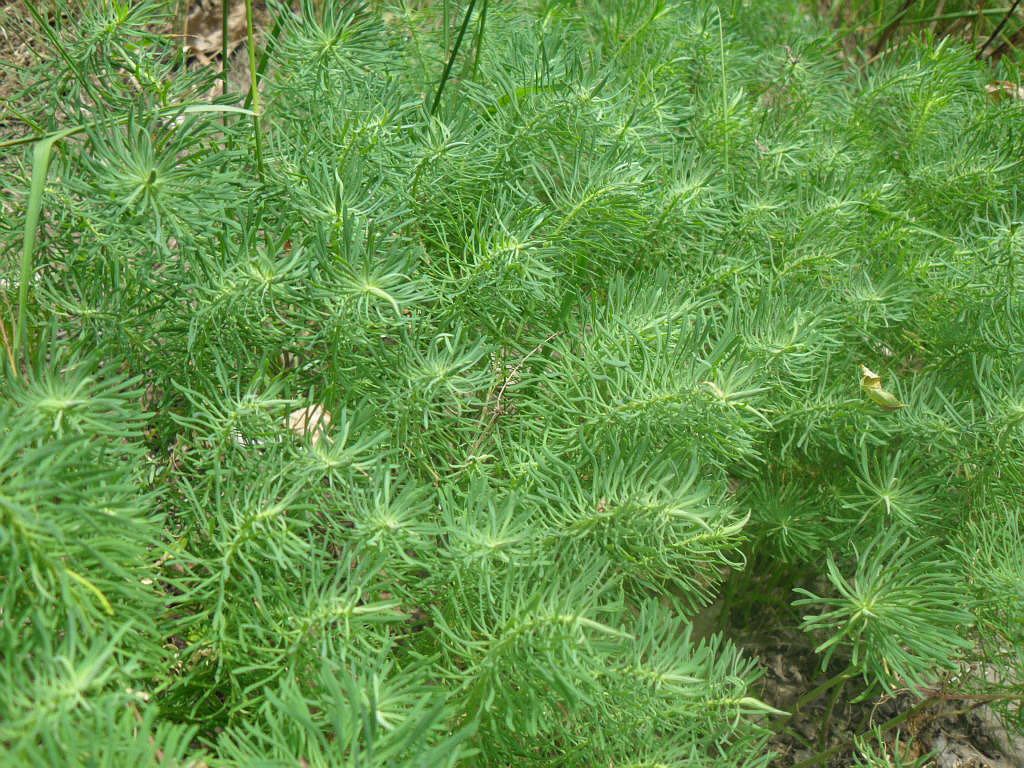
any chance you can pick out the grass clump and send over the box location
[1,0,1022,765]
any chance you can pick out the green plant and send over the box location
[794,532,974,691]
[1,0,1022,765]
[851,727,934,768]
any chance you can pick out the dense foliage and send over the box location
[1,0,1022,765]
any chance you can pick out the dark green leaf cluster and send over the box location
[1,0,1022,764]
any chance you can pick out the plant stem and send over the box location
[795,665,858,716]
[816,672,847,752]
[976,0,1022,59]
[244,0,264,178]
[23,0,103,105]
[718,8,729,179]
[431,0,478,116]
[771,664,857,734]
[469,0,488,80]
[222,0,230,98]
[788,694,933,768]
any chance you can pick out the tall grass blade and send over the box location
[15,129,69,362]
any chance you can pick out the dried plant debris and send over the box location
[986,81,1024,103]
[285,403,332,445]
[184,0,251,60]
[860,364,907,411]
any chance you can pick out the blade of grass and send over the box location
[65,567,114,616]
[928,0,947,34]
[14,127,74,362]
[251,8,287,98]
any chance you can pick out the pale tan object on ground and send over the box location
[986,81,1024,102]
[286,404,332,445]
[183,0,252,58]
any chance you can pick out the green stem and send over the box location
[788,695,933,768]
[244,0,264,178]
[431,0,478,116]
[469,0,488,80]
[222,0,230,97]
[718,8,729,179]
[816,673,847,753]
[772,664,857,734]
[784,726,814,751]
[253,8,286,92]
[906,7,1014,25]
[976,0,1022,59]
[802,666,857,710]
[23,0,103,106]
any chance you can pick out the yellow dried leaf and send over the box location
[859,364,906,411]
[859,364,882,388]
